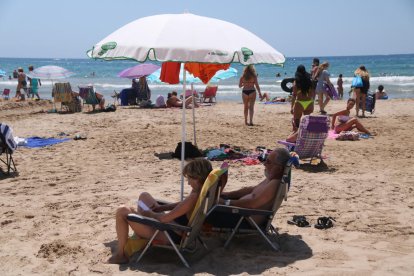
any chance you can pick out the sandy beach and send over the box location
[1,98,414,275]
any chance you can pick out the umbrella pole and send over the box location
[191,83,197,147]
[180,69,187,201]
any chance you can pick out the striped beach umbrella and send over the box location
[26,65,75,79]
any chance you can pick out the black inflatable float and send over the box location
[281,77,295,93]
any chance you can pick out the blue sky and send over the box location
[0,0,413,58]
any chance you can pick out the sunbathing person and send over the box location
[166,91,199,108]
[205,148,290,228]
[107,158,212,264]
[331,98,371,134]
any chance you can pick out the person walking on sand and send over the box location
[353,65,370,117]
[337,74,344,99]
[314,62,332,114]
[15,67,27,101]
[28,65,41,100]
[239,65,262,126]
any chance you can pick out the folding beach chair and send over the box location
[2,89,11,100]
[278,115,329,163]
[206,160,294,251]
[0,123,17,175]
[79,86,100,111]
[52,83,80,112]
[200,85,218,103]
[126,167,227,268]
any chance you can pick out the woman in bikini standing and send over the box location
[290,65,315,131]
[239,65,262,126]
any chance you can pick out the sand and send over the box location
[1,98,413,275]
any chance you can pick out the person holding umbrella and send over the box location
[239,65,262,126]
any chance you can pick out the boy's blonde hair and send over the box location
[182,158,212,184]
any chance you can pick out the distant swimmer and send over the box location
[276,73,281,77]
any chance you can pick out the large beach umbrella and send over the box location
[117,63,160,79]
[26,65,75,80]
[87,13,285,199]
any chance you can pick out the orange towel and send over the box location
[184,63,230,84]
[160,62,181,84]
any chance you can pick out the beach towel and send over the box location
[21,137,71,148]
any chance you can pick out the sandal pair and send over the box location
[314,216,336,229]
[287,215,310,227]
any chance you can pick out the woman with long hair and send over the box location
[290,65,315,130]
[239,65,262,126]
[353,65,370,117]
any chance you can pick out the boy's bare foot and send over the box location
[107,254,129,264]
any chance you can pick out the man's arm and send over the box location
[221,186,255,200]
[226,179,279,209]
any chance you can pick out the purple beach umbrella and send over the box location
[117,63,160,79]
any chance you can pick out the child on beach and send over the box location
[375,85,388,99]
[337,74,344,99]
[331,98,371,134]
[107,158,212,264]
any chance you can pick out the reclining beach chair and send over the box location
[126,167,227,268]
[200,85,218,103]
[0,123,17,174]
[52,82,80,112]
[2,89,11,100]
[278,115,329,163]
[79,86,100,111]
[205,159,293,251]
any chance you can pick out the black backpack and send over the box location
[172,142,203,159]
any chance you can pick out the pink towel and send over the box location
[328,130,339,140]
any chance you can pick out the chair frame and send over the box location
[2,88,11,100]
[278,115,329,163]
[208,164,291,251]
[126,169,225,268]
[79,86,100,111]
[200,86,218,103]
[0,134,17,175]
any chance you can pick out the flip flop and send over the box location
[314,216,335,229]
[287,215,310,227]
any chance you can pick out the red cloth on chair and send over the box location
[160,62,181,84]
[184,63,230,84]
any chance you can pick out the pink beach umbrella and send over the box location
[117,63,160,79]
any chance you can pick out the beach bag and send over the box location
[360,93,376,114]
[352,75,363,88]
[172,142,203,159]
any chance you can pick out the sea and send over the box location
[1,54,413,101]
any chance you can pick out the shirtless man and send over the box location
[166,91,198,108]
[205,147,291,228]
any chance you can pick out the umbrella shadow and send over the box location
[154,152,174,160]
[116,233,311,274]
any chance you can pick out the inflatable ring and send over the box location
[281,78,295,93]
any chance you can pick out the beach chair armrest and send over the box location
[277,140,295,147]
[212,205,273,216]
[127,214,191,232]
